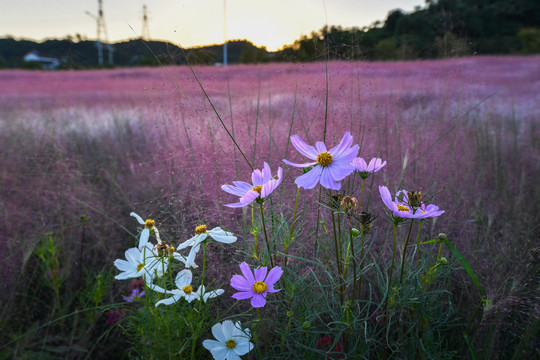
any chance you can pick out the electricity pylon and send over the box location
[86,0,114,65]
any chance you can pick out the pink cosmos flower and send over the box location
[351,157,386,178]
[283,132,359,190]
[379,186,444,219]
[123,288,145,302]
[230,262,283,308]
[221,162,283,208]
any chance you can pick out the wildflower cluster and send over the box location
[114,213,236,306]
[112,131,456,359]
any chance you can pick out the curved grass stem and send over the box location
[259,202,275,268]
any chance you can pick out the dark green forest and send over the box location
[1,0,538,68]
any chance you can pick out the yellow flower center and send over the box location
[317,151,333,167]
[182,285,193,294]
[253,281,267,294]
[397,204,409,212]
[137,263,145,271]
[252,185,262,194]
[145,219,155,229]
[195,225,207,235]
[226,339,236,349]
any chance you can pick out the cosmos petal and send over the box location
[282,159,317,168]
[289,135,319,160]
[294,165,323,189]
[130,212,145,225]
[265,266,283,286]
[232,291,255,300]
[239,262,256,283]
[320,167,341,190]
[315,141,327,153]
[329,131,353,157]
[254,267,268,282]
[211,322,229,342]
[250,294,266,308]
[221,184,249,197]
[138,228,149,249]
[230,274,253,291]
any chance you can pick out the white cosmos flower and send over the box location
[177,225,237,250]
[130,212,161,249]
[114,243,162,281]
[177,225,237,268]
[152,270,225,307]
[203,320,253,360]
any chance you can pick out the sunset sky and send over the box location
[1,0,424,51]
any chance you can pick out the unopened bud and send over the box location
[438,257,448,265]
[301,321,311,330]
[340,196,358,213]
[438,233,447,240]
[351,228,361,237]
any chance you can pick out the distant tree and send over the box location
[239,44,268,63]
[375,38,398,60]
[517,28,540,54]
[186,48,216,65]
[20,61,43,70]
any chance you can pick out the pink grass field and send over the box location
[0,56,539,315]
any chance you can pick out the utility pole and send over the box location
[223,0,227,66]
[86,0,113,65]
[142,4,150,41]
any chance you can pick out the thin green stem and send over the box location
[460,300,484,350]
[259,202,275,268]
[257,308,269,352]
[359,177,366,212]
[358,228,365,299]
[416,220,423,268]
[191,243,207,360]
[251,206,261,266]
[400,220,415,284]
[329,190,344,305]
[284,187,300,265]
[348,226,358,300]
[386,222,398,312]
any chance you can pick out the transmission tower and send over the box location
[86,0,114,65]
[141,4,150,41]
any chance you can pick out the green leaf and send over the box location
[464,335,478,360]
[443,239,485,297]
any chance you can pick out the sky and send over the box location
[1,0,425,51]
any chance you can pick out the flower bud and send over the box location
[438,233,447,240]
[438,257,448,265]
[340,196,358,214]
[351,228,361,237]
